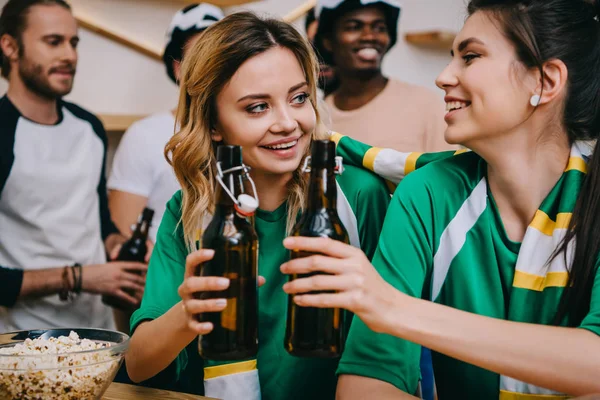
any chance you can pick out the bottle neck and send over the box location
[306,167,337,211]
[131,218,151,241]
[215,170,245,214]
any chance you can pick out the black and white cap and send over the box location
[163,3,224,83]
[314,0,401,65]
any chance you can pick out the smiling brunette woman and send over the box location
[123,12,390,400]
[281,0,600,398]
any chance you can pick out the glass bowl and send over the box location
[0,328,129,400]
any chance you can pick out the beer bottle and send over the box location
[102,207,154,312]
[284,140,349,358]
[197,145,259,361]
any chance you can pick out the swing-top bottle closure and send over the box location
[214,154,342,218]
[301,155,344,174]
[215,162,259,217]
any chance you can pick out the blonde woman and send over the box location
[125,12,390,400]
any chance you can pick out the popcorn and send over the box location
[0,331,121,400]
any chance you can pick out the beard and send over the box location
[18,55,75,100]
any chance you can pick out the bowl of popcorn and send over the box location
[0,328,128,400]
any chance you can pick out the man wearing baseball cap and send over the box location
[314,0,452,152]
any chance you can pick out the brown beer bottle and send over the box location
[196,145,259,361]
[102,207,154,312]
[284,140,349,358]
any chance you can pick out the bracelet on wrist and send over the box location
[59,263,82,302]
[59,266,70,301]
[73,263,82,294]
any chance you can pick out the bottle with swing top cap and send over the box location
[196,145,259,360]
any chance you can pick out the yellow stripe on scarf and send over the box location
[530,211,571,236]
[363,147,382,171]
[499,390,569,400]
[204,360,257,380]
[329,132,344,146]
[404,152,423,175]
[565,156,587,173]
[512,270,569,291]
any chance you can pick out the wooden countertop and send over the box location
[103,383,217,400]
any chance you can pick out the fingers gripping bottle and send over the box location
[102,207,154,312]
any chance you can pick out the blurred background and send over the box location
[0,0,467,167]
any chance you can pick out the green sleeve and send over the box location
[415,152,458,169]
[578,261,600,336]
[337,171,435,394]
[334,135,374,170]
[336,164,390,261]
[130,190,190,383]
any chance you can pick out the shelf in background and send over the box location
[283,0,316,22]
[405,30,456,50]
[99,114,147,132]
[75,13,163,61]
[76,0,308,61]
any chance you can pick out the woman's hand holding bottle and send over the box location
[178,249,265,335]
[281,236,404,336]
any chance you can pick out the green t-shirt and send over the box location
[131,164,390,399]
[337,152,600,400]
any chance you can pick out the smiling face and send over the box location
[213,46,316,178]
[435,11,538,148]
[325,5,390,73]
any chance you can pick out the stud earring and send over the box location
[530,94,541,107]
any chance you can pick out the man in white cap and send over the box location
[314,0,453,152]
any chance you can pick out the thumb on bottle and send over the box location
[109,244,122,261]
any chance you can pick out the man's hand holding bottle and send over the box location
[99,208,154,310]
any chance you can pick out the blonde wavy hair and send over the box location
[165,11,329,249]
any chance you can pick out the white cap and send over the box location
[236,194,259,216]
[165,3,225,45]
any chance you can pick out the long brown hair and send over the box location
[467,0,600,325]
[165,11,328,249]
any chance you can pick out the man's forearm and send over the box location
[19,267,69,300]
